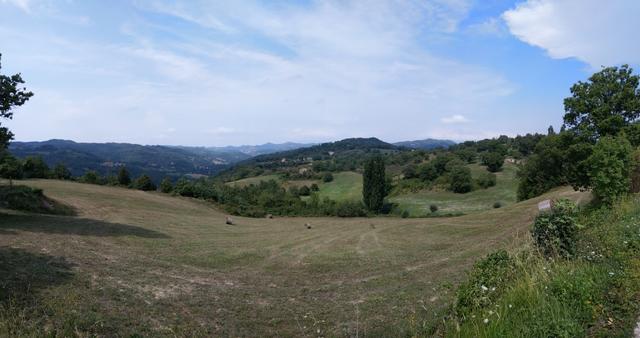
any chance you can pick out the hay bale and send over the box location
[226,216,234,225]
[305,223,312,229]
[266,214,274,219]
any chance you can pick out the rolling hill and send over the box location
[9,140,250,182]
[0,179,588,336]
[394,138,456,150]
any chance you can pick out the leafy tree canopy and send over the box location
[0,53,34,150]
[564,65,640,140]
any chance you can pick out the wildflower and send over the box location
[488,310,493,315]
[508,304,513,308]
[483,318,489,324]
[491,287,496,291]
[609,272,615,276]
[481,285,488,291]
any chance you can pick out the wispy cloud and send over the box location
[441,114,470,124]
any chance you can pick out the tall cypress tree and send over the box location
[118,166,131,186]
[363,156,386,212]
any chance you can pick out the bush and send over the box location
[133,174,156,191]
[587,135,633,205]
[476,172,497,189]
[310,183,319,192]
[0,185,74,215]
[22,156,49,178]
[401,210,410,218]
[80,170,100,184]
[52,163,71,180]
[448,165,473,193]
[493,201,502,208]
[299,185,311,196]
[322,172,334,182]
[334,200,367,217]
[532,199,578,257]
[430,204,438,213]
[481,152,505,172]
[159,177,173,193]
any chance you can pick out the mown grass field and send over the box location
[0,179,587,336]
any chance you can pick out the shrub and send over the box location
[448,165,473,193]
[322,172,334,182]
[481,152,505,172]
[298,185,311,196]
[493,201,502,208]
[80,170,100,184]
[401,210,410,218]
[52,163,71,180]
[310,183,319,192]
[587,135,633,205]
[117,167,131,186]
[476,172,497,189]
[22,156,49,178]
[159,177,173,193]
[430,204,438,213]
[334,200,367,217]
[532,199,578,257]
[133,174,156,191]
[0,185,74,215]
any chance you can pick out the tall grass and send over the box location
[425,196,640,337]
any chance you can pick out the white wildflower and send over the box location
[481,285,488,291]
[483,318,489,324]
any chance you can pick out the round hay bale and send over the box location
[226,216,234,225]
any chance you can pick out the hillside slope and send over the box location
[0,180,587,336]
[9,140,250,182]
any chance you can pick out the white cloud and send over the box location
[4,0,521,145]
[466,17,507,36]
[1,0,30,13]
[441,114,470,124]
[503,0,640,67]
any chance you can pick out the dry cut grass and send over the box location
[0,179,588,336]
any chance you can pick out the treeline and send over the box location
[0,154,160,191]
[517,65,640,204]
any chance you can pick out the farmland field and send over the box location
[0,179,587,336]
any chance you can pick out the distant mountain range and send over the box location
[205,142,316,156]
[393,138,456,150]
[9,137,453,182]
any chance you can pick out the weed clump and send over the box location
[532,199,578,257]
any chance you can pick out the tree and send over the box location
[0,53,34,150]
[448,165,473,193]
[564,65,640,139]
[547,125,556,135]
[310,183,319,192]
[160,177,173,193]
[0,154,22,186]
[587,135,633,205]
[117,166,131,186]
[362,156,386,212]
[22,156,49,178]
[418,162,438,182]
[53,163,71,180]
[134,174,156,191]
[481,152,505,172]
[81,170,100,184]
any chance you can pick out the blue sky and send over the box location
[1,0,638,146]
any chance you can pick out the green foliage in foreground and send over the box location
[532,199,579,258]
[411,196,640,337]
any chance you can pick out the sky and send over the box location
[1,0,639,146]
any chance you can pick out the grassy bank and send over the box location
[0,179,586,336]
[424,196,640,337]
